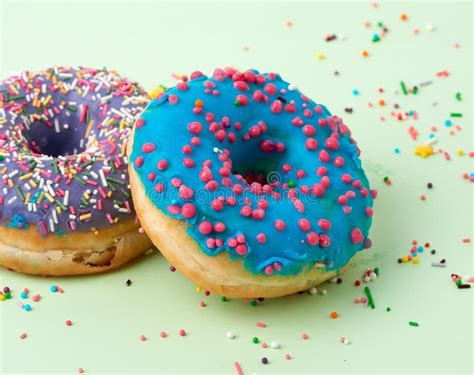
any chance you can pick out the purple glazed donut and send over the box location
[0,66,152,275]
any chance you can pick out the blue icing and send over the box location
[131,69,374,276]
[8,214,29,229]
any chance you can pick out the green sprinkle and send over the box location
[409,321,419,327]
[412,86,418,95]
[386,307,391,312]
[80,161,94,169]
[377,21,384,28]
[65,105,77,112]
[0,154,4,161]
[383,176,389,182]
[73,175,86,186]
[221,296,228,302]
[455,92,462,101]
[455,279,462,286]
[364,286,375,309]
[234,100,241,106]
[250,300,257,307]
[106,177,125,186]
[55,199,67,211]
[288,180,297,188]
[400,81,408,95]
[252,337,259,344]
[51,160,59,174]
[374,267,380,276]
[14,186,25,202]
[450,113,462,118]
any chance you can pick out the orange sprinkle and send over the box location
[194,99,203,108]
[400,13,408,21]
[361,50,369,58]
[330,311,339,319]
[378,99,386,106]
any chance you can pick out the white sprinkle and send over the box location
[99,169,108,187]
[363,276,371,283]
[320,289,327,296]
[308,287,318,295]
[226,331,235,339]
[288,83,298,91]
[369,272,377,281]
[54,118,60,133]
[329,277,338,283]
[7,196,17,205]
[270,341,280,349]
[63,191,69,206]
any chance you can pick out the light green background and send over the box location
[0,1,473,374]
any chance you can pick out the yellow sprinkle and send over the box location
[315,52,325,61]
[9,85,19,95]
[412,257,420,264]
[43,95,52,106]
[85,119,94,139]
[24,192,31,204]
[0,167,7,175]
[457,149,464,156]
[45,193,55,203]
[19,173,33,181]
[7,179,14,188]
[79,213,91,221]
[107,191,113,198]
[149,86,166,99]
[402,256,409,263]
[414,144,434,158]
[0,294,6,302]
[36,191,44,204]
[29,180,37,188]
[196,286,202,293]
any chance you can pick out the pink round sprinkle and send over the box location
[178,329,187,337]
[160,331,168,338]
[20,333,27,340]
[66,320,72,326]
[141,143,156,153]
[285,353,292,360]
[78,368,85,374]
[140,335,147,341]
[32,294,41,302]
[301,333,309,340]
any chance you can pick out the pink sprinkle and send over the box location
[198,221,213,235]
[32,294,41,302]
[234,362,244,375]
[261,342,268,348]
[141,143,156,153]
[78,368,85,374]
[19,333,27,340]
[274,219,286,231]
[350,228,364,244]
[66,320,72,326]
[301,333,309,340]
[256,322,267,328]
[462,238,471,243]
[181,203,196,219]
[285,353,292,360]
[140,335,147,341]
[160,331,168,338]
[178,329,187,337]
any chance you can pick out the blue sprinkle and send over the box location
[417,246,423,251]
[20,292,28,299]
[394,147,401,154]
[352,89,360,96]
[444,119,452,126]
[24,304,32,312]
[50,285,58,293]
[428,133,435,138]
[408,110,414,116]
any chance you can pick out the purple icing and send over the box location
[0,66,149,235]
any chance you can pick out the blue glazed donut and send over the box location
[130,67,376,297]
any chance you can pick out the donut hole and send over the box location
[230,142,285,186]
[24,119,87,157]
